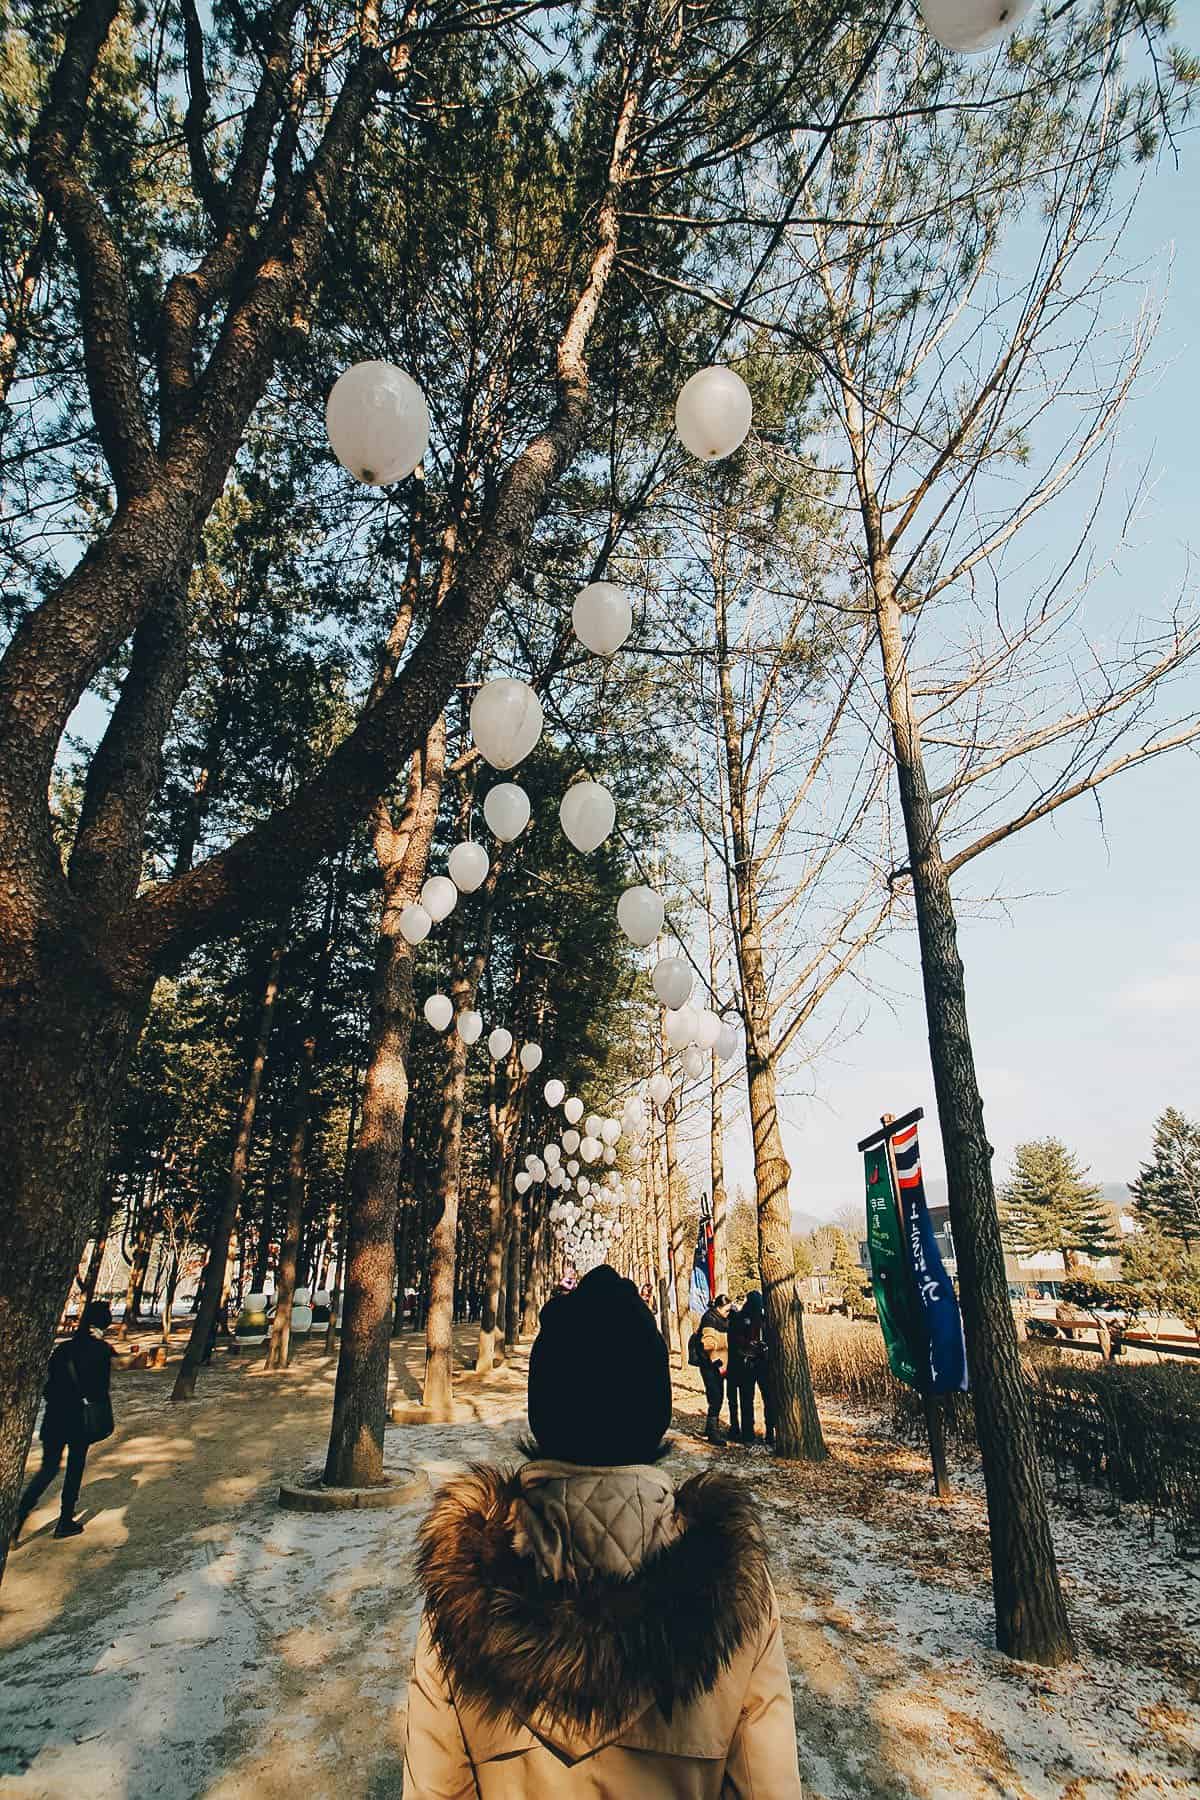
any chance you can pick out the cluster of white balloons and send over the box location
[420,988,543,1071]
[326,356,760,1140]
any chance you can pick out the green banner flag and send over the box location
[863,1143,926,1390]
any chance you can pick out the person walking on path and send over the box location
[727,1291,774,1447]
[403,1263,803,1797]
[697,1293,733,1446]
[12,1299,118,1543]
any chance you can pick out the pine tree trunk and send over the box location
[522,1191,545,1337]
[504,1194,524,1352]
[251,1177,275,1293]
[423,1013,468,1419]
[649,1143,674,1353]
[80,1214,111,1314]
[710,1059,728,1296]
[161,1253,180,1345]
[324,724,443,1482]
[871,569,1074,1664]
[173,937,284,1402]
[264,1047,312,1371]
[476,1130,507,1373]
[715,590,825,1461]
[663,1094,691,1369]
[119,1200,155,1338]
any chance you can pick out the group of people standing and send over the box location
[634,1277,774,1450]
[696,1291,773,1448]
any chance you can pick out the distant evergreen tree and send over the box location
[1000,1140,1119,1271]
[1128,1108,1200,1255]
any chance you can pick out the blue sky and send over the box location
[708,144,1200,1223]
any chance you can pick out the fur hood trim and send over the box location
[414,1463,773,1735]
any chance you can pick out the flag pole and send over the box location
[880,1113,951,1501]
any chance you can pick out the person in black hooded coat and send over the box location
[13,1300,117,1543]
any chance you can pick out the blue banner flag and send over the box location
[689,1196,714,1316]
[891,1121,968,1394]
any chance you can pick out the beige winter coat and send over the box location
[403,1458,803,1798]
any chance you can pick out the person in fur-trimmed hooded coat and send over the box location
[403,1264,802,1798]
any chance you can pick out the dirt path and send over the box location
[1,1332,1198,1798]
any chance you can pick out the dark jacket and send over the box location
[42,1329,114,1440]
[404,1460,802,1797]
[728,1296,767,1374]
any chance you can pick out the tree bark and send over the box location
[662,1081,691,1369]
[262,1039,313,1371]
[172,935,283,1401]
[324,725,444,1481]
[476,1066,512,1373]
[869,528,1074,1665]
[118,1198,155,1338]
[715,583,826,1460]
[423,1002,469,1419]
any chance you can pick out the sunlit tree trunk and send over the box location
[715,582,825,1460]
[861,470,1074,1664]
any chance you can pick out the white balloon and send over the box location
[572,582,632,657]
[544,1143,561,1167]
[567,1159,580,1177]
[616,883,665,948]
[683,1045,705,1079]
[675,365,752,462]
[483,781,530,842]
[580,1135,602,1164]
[585,1113,604,1141]
[693,1008,722,1050]
[420,875,458,923]
[550,1168,566,1189]
[578,1177,591,1196]
[447,840,489,893]
[603,1146,616,1165]
[525,1152,540,1173]
[528,1157,546,1183]
[562,1128,581,1154]
[630,1178,642,1199]
[470,678,543,770]
[622,1096,646,1128]
[600,1118,621,1146]
[488,1027,513,1061]
[560,780,615,854]
[544,1079,566,1108]
[515,1171,532,1194]
[520,1042,543,1073]
[456,1008,483,1045]
[664,1005,697,1051]
[325,361,430,485]
[648,1073,672,1107]
[400,903,432,945]
[563,1097,584,1125]
[918,0,1035,53]
[653,955,693,1010]
[715,1022,739,1062]
[423,992,453,1032]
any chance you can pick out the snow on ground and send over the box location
[0,1332,1197,1798]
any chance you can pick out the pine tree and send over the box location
[1128,1108,1200,1255]
[1000,1140,1118,1271]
